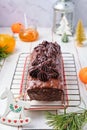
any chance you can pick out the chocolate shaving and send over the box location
[50,72,59,79]
[32,59,39,66]
[29,68,40,78]
[41,64,49,72]
[38,71,48,82]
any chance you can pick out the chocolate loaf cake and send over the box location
[27,41,65,101]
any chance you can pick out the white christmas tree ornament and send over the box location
[56,15,72,36]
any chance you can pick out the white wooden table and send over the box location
[0,27,87,130]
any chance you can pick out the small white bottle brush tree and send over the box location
[56,15,72,36]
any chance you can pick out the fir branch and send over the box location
[0,45,8,52]
[0,46,10,60]
[46,110,87,130]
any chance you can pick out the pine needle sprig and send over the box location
[46,110,87,130]
[0,45,8,52]
[0,46,10,60]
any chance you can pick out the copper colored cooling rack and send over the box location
[10,53,81,110]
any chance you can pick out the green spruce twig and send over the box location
[0,46,10,60]
[46,109,87,130]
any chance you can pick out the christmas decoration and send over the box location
[62,32,69,43]
[56,15,72,36]
[46,109,87,130]
[0,88,31,126]
[75,20,86,47]
[0,46,9,60]
[9,104,22,113]
[53,0,74,35]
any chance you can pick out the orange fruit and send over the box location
[79,67,87,84]
[11,23,24,33]
[0,34,16,53]
[19,28,39,42]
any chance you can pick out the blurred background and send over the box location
[0,0,87,28]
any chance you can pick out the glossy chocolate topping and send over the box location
[28,41,61,82]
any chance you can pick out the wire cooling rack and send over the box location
[0,59,5,72]
[10,53,81,110]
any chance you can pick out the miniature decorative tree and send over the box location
[75,20,86,46]
[56,15,72,36]
[62,32,69,43]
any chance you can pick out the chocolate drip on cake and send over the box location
[27,41,65,101]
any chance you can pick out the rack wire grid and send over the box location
[10,53,81,110]
[0,59,5,72]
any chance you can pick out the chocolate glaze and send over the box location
[28,41,61,82]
